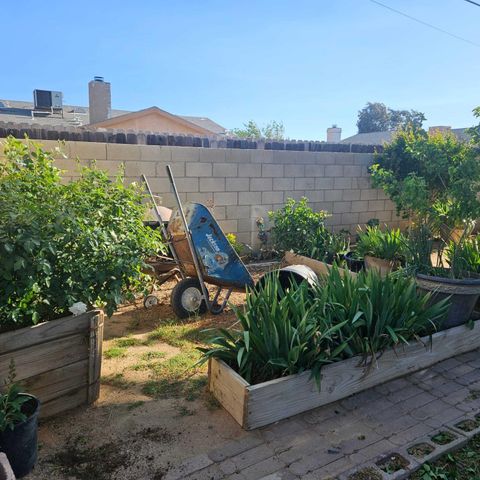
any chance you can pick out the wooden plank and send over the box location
[0,334,89,382]
[21,360,89,403]
[284,251,356,279]
[209,359,248,426]
[88,312,104,404]
[40,387,88,418]
[0,310,100,353]
[244,321,480,429]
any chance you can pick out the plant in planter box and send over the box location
[0,362,40,478]
[371,126,480,327]
[355,225,406,276]
[0,137,165,332]
[200,267,448,385]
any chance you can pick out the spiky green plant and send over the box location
[446,235,480,278]
[356,226,406,261]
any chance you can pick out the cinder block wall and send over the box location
[1,140,406,247]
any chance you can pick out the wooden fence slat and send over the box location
[88,313,104,403]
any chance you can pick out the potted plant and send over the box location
[0,362,40,478]
[355,225,405,277]
[371,125,480,327]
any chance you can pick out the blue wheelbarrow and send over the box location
[143,166,255,318]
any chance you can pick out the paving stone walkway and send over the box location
[165,349,480,480]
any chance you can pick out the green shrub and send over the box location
[356,226,406,261]
[0,137,164,331]
[446,235,480,278]
[200,267,448,385]
[268,197,330,254]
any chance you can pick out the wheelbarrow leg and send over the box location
[210,287,233,315]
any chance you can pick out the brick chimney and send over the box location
[327,125,342,143]
[88,76,111,124]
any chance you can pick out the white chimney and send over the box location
[88,76,111,124]
[327,125,342,143]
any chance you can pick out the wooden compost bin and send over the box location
[0,310,104,418]
[209,320,480,429]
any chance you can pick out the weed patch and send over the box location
[104,347,127,359]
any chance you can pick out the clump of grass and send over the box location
[431,431,457,445]
[175,405,195,417]
[376,453,409,474]
[455,419,480,432]
[115,336,143,348]
[348,467,382,480]
[147,320,210,348]
[407,442,435,458]
[126,401,144,411]
[104,347,127,359]
[140,351,166,361]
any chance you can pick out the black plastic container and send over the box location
[344,251,364,273]
[0,395,40,478]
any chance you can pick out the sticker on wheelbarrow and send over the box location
[199,247,229,273]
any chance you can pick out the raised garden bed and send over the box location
[209,320,480,430]
[0,310,104,418]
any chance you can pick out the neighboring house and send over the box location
[341,127,471,145]
[0,77,226,137]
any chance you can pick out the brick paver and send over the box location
[164,349,480,480]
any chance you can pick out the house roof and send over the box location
[0,99,226,135]
[341,128,471,145]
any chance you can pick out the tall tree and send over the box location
[357,102,426,133]
[232,120,285,139]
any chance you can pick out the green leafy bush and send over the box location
[0,137,164,331]
[0,362,30,432]
[200,267,448,385]
[356,226,406,261]
[370,128,480,230]
[268,197,348,262]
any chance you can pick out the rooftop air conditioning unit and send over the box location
[33,89,63,110]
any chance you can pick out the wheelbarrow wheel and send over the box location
[171,278,208,319]
[143,294,159,309]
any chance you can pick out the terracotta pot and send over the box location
[364,255,399,278]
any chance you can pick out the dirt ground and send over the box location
[26,268,273,480]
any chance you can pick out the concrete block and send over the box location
[283,190,305,202]
[325,165,343,177]
[214,162,238,177]
[354,153,374,166]
[375,210,392,222]
[334,178,352,190]
[361,189,378,201]
[124,161,156,178]
[214,192,238,206]
[251,150,274,163]
[356,177,372,189]
[218,219,238,233]
[212,206,226,220]
[186,192,214,205]
[352,200,368,213]
[250,178,273,191]
[140,145,171,162]
[368,200,385,211]
[304,190,324,203]
[262,164,285,177]
[106,143,141,161]
[273,178,294,191]
[226,149,251,163]
[92,160,125,175]
[226,177,250,191]
[170,146,200,163]
[344,165,362,177]
[158,161,185,177]
[272,150,296,164]
[315,177,334,189]
[226,205,251,219]
[175,177,199,193]
[144,177,171,194]
[239,191,262,205]
[342,189,361,201]
[294,177,315,190]
[296,151,318,164]
[187,162,213,177]
[69,141,107,160]
[333,201,352,214]
[199,177,226,192]
[200,148,226,163]
[325,190,343,201]
[341,212,359,225]
[262,191,284,204]
[239,163,262,178]
[305,165,325,177]
[284,164,305,177]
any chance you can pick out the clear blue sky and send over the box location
[1,0,479,139]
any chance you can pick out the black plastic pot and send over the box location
[0,394,40,478]
[256,264,318,291]
[344,251,364,273]
[416,274,480,329]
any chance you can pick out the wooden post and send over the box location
[87,311,104,404]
